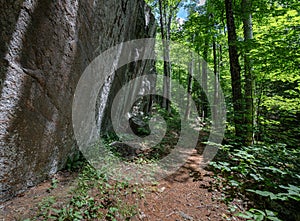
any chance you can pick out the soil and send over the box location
[0,150,245,221]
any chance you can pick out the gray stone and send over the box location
[0,0,155,202]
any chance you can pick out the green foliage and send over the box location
[251,4,300,146]
[209,143,300,220]
[149,103,181,157]
[46,178,59,193]
[34,164,138,220]
[247,184,300,202]
[37,196,57,220]
[65,151,87,171]
[236,209,281,221]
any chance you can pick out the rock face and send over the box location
[0,0,155,202]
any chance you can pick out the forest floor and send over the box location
[0,149,246,221]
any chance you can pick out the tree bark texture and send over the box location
[242,0,254,145]
[225,0,245,139]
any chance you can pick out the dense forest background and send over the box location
[144,0,300,220]
[146,0,299,147]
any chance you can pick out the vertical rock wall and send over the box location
[0,0,155,202]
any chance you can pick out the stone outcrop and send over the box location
[0,0,155,202]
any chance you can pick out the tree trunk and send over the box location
[213,40,219,128]
[159,0,172,112]
[225,0,244,140]
[242,0,254,145]
[185,56,194,120]
[162,43,171,112]
[197,57,202,112]
[201,35,209,119]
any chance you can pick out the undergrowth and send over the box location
[209,143,300,221]
[31,164,141,221]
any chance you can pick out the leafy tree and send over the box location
[241,0,254,145]
[224,0,244,141]
[251,4,300,146]
[146,0,183,111]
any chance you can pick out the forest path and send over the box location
[130,150,240,221]
[0,150,243,221]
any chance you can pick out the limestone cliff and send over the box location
[0,0,155,202]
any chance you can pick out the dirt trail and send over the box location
[131,150,237,221]
[0,150,242,221]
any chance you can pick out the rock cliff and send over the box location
[0,0,155,202]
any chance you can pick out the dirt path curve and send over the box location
[131,150,237,221]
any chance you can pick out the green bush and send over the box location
[209,143,300,221]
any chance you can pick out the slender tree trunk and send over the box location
[197,57,202,112]
[162,43,171,112]
[159,0,172,112]
[225,0,244,140]
[213,40,219,128]
[242,0,254,145]
[255,76,266,142]
[201,35,209,119]
[219,44,223,70]
[185,56,194,120]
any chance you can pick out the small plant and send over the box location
[236,209,281,221]
[36,196,57,220]
[65,151,86,171]
[34,164,139,220]
[209,143,300,220]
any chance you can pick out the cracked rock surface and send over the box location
[0,0,155,202]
